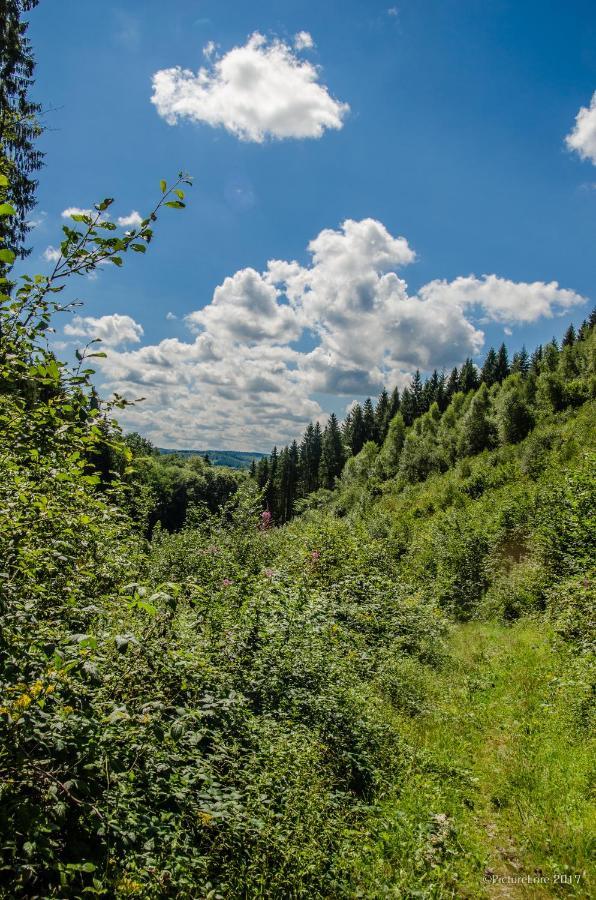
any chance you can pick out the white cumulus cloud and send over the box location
[62,206,93,219]
[117,210,143,228]
[151,31,349,142]
[566,91,596,165]
[64,313,144,348]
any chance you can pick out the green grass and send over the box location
[349,621,595,898]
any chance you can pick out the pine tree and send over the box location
[411,370,424,417]
[377,412,406,477]
[400,386,416,426]
[362,397,376,443]
[529,344,543,375]
[562,324,576,347]
[436,370,447,411]
[348,403,367,455]
[0,0,44,257]
[445,367,460,403]
[318,413,345,489]
[494,343,510,384]
[458,383,497,457]
[511,345,530,376]
[299,423,322,495]
[459,358,480,393]
[249,459,257,478]
[374,388,390,443]
[387,386,400,420]
[481,347,498,386]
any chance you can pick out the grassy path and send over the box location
[353,621,594,898]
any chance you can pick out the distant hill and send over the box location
[158,448,266,469]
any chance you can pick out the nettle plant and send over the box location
[0,172,190,894]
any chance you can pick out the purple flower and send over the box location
[260,510,273,530]
[222,578,233,587]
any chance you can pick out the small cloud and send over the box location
[203,40,216,59]
[117,210,143,228]
[294,31,314,50]
[151,31,349,142]
[65,313,144,348]
[43,245,61,263]
[166,311,177,320]
[388,6,399,16]
[565,91,596,166]
[504,326,513,335]
[62,206,93,218]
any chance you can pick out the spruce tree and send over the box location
[348,403,366,455]
[511,345,530,376]
[459,358,480,393]
[562,324,576,347]
[445,367,460,403]
[374,388,390,443]
[0,0,44,257]
[318,413,345,489]
[388,386,400,418]
[411,369,424,416]
[362,397,376,443]
[400,386,416,426]
[458,383,497,457]
[481,347,498,386]
[494,343,510,383]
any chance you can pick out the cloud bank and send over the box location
[151,32,349,142]
[77,219,585,450]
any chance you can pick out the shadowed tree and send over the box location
[0,0,44,257]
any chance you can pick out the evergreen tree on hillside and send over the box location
[346,402,366,455]
[411,369,424,416]
[362,397,376,443]
[377,411,406,477]
[458,382,497,457]
[562,324,576,347]
[422,370,439,411]
[445,367,460,403]
[400,386,416,426]
[0,0,44,257]
[494,343,510,383]
[435,370,447,411]
[511,345,530,375]
[388,386,400,420]
[481,347,498,386]
[459,358,480,393]
[318,413,345,489]
[375,388,390,442]
[496,379,535,445]
[299,422,322,494]
[530,344,543,375]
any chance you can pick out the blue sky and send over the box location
[27,0,596,449]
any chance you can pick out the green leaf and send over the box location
[160,179,167,193]
[110,256,123,267]
[88,351,107,358]
[0,203,16,216]
[165,200,185,209]
[174,189,185,200]
[131,243,146,253]
[0,173,8,186]
[0,249,16,264]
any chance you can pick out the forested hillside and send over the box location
[1,4,595,897]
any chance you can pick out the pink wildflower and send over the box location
[222,578,233,588]
[260,510,273,530]
[310,550,321,562]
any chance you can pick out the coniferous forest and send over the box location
[1,3,595,898]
